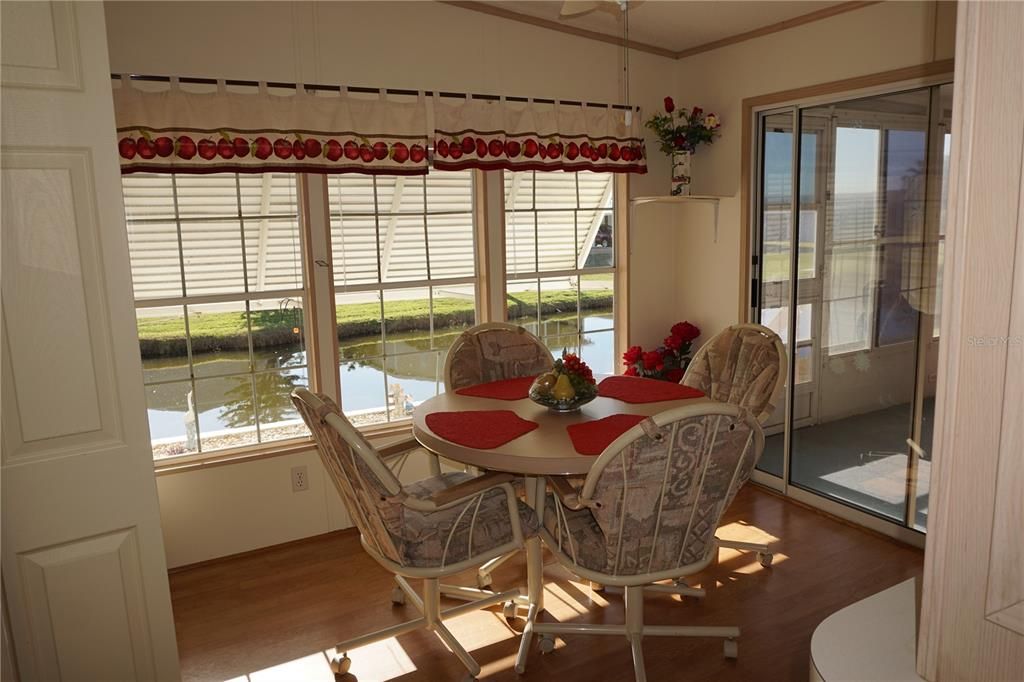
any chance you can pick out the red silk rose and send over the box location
[623,345,643,365]
[664,96,675,114]
[642,350,663,371]
[621,321,700,381]
[671,321,700,343]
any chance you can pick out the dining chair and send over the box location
[291,388,538,681]
[681,322,785,567]
[443,321,554,392]
[441,321,553,588]
[680,322,786,425]
[517,402,765,682]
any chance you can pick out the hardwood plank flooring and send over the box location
[169,486,923,681]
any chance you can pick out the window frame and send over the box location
[124,168,630,470]
[124,172,318,466]
[325,170,482,431]
[499,169,623,376]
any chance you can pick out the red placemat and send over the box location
[425,410,539,449]
[598,375,705,404]
[455,376,536,401]
[567,414,648,456]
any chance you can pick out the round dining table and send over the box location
[411,379,711,670]
[412,389,712,476]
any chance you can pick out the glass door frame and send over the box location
[747,79,953,549]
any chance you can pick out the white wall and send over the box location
[155,441,442,568]
[657,0,956,344]
[106,1,956,568]
[105,0,678,567]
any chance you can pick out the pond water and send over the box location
[142,315,615,443]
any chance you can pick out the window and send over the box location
[504,171,616,375]
[329,171,477,426]
[122,168,626,462]
[123,174,309,459]
[825,126,881,354]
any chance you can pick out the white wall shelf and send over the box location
[630,195,726,242]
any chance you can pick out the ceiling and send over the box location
[471,1,852,56]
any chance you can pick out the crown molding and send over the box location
[441,1,882,61]
[439,1,677,59]
[674,1,881,59]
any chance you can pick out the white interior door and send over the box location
[1,3,180,679]
[918,0,1024,677]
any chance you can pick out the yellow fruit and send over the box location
[552,373,576,401]
[534,372,557,392]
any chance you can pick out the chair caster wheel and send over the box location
[330,653,352,675]
[503,600,517,620]
[476,571,492,589]
[391,586,406,605]
[591,581,606,592]
[462,674,478,682]
[757,552,774,567]
[539,634,556,654]
[724,639,738,659]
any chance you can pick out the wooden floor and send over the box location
[169,486,923,682]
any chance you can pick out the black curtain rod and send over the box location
[110,73,639,112]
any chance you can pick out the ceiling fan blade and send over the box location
[561,0,645,19]
[559,0,603,18]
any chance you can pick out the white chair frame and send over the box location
[683,322,786,566]
[292,389,529,680]
[441,320,553,394]
[440,321,553,589]
[516,402,765,682]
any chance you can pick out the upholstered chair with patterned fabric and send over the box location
[291,388,538,680]
[441,321,553,589]
[517,403,764,682]
[681,322,787,425]
[680,322,785,568]
[443,321,554,392]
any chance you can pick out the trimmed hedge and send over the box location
[137,290,613,358]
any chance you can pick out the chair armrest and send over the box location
[547,475,586,511]
[401,473,530,556]
[427,471,517,507]
[377,434,423,459]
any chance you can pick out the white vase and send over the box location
[671,150,692,196]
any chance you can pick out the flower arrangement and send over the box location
[645,97,721,156]
[530,351,598,412]
[622,321,701,382]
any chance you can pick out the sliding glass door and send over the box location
[752,83,952,538]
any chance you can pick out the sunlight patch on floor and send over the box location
[221,639,419,682]
[333,637,418,681]
[820,455,930,505]
[437,607,518,649]
[478,637,569,679]
[543,582,602,617]
[716,521,780,544]
[722,550,790,575]
[227,651,335,682]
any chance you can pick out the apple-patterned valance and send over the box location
[113,82,430,175]
[432,97,647,174]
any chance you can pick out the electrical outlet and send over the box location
[291,465,309,492]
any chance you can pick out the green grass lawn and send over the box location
[760,241,816,282]
[136,288,614,357]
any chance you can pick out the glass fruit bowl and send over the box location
[528,367,598,413]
